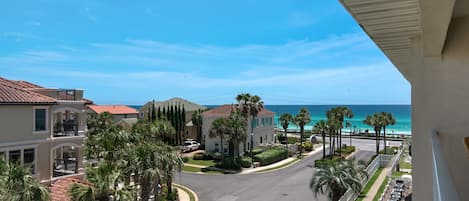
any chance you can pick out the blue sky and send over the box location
[0,0,410,105]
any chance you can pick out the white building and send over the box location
[340,0,469,200]
[202,104,275,155]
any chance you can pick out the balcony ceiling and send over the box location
[453,0,469,17]
[340,0,422,81]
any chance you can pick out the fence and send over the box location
[338,150,402,201]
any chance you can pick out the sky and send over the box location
[0,0,410,105]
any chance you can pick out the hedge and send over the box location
[240,157,252,168]
[252,148,264,155]
[314,156,342,168]
[253,148,288,166]
[340,146,356,156]
[298,141,313,152]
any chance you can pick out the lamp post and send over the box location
[250,132,254,167]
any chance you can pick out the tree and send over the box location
[151,100,157,122]
[327,107,354,155]
[236,93,264,153]
[69,162,136,201]
[279,113,293,149]
[294,108,311,156]
[381,112,396,153]
[314,120,328,159]
[364,113,384,155]
[0,160,50,201]
[209,118,229,160]
[226,109,248,159]
[191,109,203,143]
[310,160,364,201]
[326,119,340,156]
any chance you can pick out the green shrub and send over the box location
[277,135,287,144]
[182,156,189,163]
[240,157,252,168]
[314,156,342,168]
[193,152,205,160]
[165,188,178,201]
[206,151,222,160]
[341,146,356,155]
[379,146,398,155]
[253,148,288,166]
[216,157,242,170]
[298,141,313,152]
[287,137,299,144]
[252,148,264,155]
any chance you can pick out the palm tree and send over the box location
[226,109,248,159]
[236,93,264,153]
[69,162,136,201]
[310,160,364,201]
[327,107,354,155]
[157,144,183,197]
[363,113,384,155]
[131,142,162,201]
[326,119,340,156]
[0,160,50,201]
[279,113,293,149]
[294,108,311,156]
[209,118,229,160]
[381,112,396,153]
[314,120,328,159]
[191,109,203,143]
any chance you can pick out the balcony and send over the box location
[53,121,79,137]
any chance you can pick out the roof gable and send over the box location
[89,105,139,115]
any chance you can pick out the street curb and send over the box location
[174,183,199,201]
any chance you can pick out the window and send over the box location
[23,149,35,174]
[34,108,47,132]
[9,150,21,164]
[260,136,263,144]
[261,118,265,127]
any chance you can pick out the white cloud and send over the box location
[81,7,96,22]
[24,20,41,26]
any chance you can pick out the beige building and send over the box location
[340,0,469,200]
[0,77,90,183]
[139,97,206,140]
[202,104,275,155]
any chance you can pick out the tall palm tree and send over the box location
[327,107,354,155]
[236,93,264,153]
[69,162,136,201]
[314,120,328,159]
[364,113,384,155]
[226,109,248,159]
[310,160,364,201]
[131,142,162,201]
[381,112,396,153]
[191,109,203,144]
[294,108,311,156]
[326,119,340,156]
[279,113,293,149]
[209,118,229,160]
[0,160,50,201]
[157,144,183,197]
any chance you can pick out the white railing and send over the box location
[432,131,460,201]
[339,151,401,201]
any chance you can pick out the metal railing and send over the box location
[53,121,79,137]
[339,151,401,201]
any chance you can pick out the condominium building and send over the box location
[340,0,469,200]
[0,77,91,182]
[202,104,275,155]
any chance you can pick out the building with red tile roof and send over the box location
[201,104,276,154]
[0,77,91,186]
[88,105,139,123]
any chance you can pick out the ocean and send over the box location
[131,105,412,135]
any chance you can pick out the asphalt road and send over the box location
[176,138,399,201]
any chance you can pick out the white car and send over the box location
[181,140,200,152]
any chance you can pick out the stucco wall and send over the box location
[0,105,52,142]
[409,15,469,201]
[202,114,275,155]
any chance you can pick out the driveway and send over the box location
[176,138,385,201]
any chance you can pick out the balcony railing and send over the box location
[53,121,79,137]
[56,89,78,101]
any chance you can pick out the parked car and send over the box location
[181,140,200,152]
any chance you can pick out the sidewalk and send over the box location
[183,163,207,168]
[241,145,324,174]
[174,184,198,201]
[363,167,391,201]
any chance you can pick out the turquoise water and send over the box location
[131,105,412,135]
[264,105,411,135]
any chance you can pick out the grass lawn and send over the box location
[399,157,412,169]
[257,158,300,173]
[391,171,406,178]
[182,166,202,173]
[373,177,389,201]
[356,168,384,201]
[204,170,224,175]
[186,158,216,167]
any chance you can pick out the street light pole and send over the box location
[251,132,254,167]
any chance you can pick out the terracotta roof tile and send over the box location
[0,77,57,104]
[50,176,89,201]
[89,105,139,115]
[202,104,275,117]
